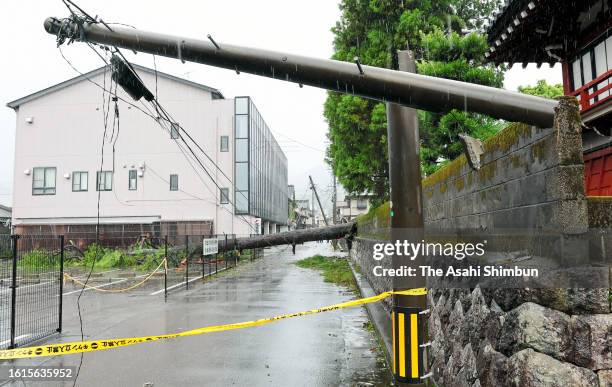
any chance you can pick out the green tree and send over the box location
[417,30,505,175]
[325,0,505,201]
[453,0,504,30]
[518,79,564,99]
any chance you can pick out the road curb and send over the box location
[347,259,394,374]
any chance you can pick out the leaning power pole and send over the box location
[309,176,328,227]
[332,175,337,225]
[311,182,316,227]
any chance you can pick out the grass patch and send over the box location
[296,255,357,291]
[18,250,60,270]
[66,243,174,270]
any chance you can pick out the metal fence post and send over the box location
[164,236,168,301]
[58,235,64,333]
[9,235,19,349]
[224,234,228,270]
[215,250,218,275]
[234,235,238,266]
[201,235,205,278]
[185,235,189,290]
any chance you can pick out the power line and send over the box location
[269,129,326,153]
[91,45,259,233]
[56,2,297,238]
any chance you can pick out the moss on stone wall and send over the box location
[356,201,391,229]
[531,138,548,163]
[587,197,612,228]
[421,122,537,194]
[454,176,465,192]
[358,121,550,233]
[477,161,497,183]
[422,154,468,190]
[482,122,532,154]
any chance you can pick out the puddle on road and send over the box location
[338,309,394,387]
[345,355,394,387]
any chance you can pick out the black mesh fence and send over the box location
[0,235,12,349]
[0,231,271,349]
[0,235,62,349]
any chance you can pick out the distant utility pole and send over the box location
[309,175,328,227]
[332,175,337,225]
[311,182,316,227]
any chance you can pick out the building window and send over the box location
[220,188,229,204]
[170,174,179,191]
[32,167,56,195]
[96,171,113,191]
[570,35,612,95]
[128,170,137,191]
[220,136,229,152]
[72,171,88,192]
[170,123,180,139]
[356,199,368,210]
[235,115,248,138]
[235,97,249,115]
[235,191,249,213]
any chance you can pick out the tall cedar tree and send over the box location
[325,0,504,204]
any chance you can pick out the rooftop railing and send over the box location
[571,69,612,114]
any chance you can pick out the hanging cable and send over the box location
[57,1,270,239]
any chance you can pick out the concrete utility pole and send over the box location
[216,223,355,252]
[43,17,557,127]
[309,176,328,226]
[387,50,426,386]
[311,183,316,227]
[332,175,337,225]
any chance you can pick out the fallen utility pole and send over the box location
[44,17,557,127]
[216,222,355,253]
[309,175,328,226]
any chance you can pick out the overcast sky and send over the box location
[0,0,562,210]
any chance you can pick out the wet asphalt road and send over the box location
[4,242,391,387]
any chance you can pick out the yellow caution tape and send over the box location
[63,258,167,293]
[0,287,426,360]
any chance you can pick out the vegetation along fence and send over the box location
[0,233,267,349]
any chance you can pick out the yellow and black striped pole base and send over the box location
[392,306,425,384]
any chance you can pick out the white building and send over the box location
[7,64,288,238]
[336,194,373,222]
[0,205,10,220]
[0,205,10,232]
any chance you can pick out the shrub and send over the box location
[19,250,59,270]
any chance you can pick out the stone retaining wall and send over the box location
[428,287,612,386]
[349,97,612,385]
